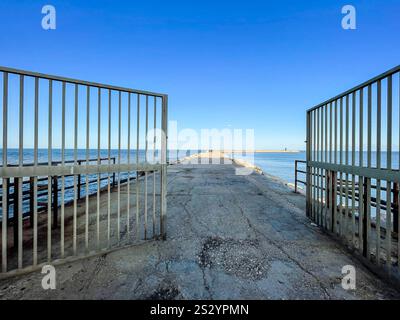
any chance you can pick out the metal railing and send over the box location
[294,160,307,193]
[0,157,117,220]
[306,65,400,283]
[0,66,168,277]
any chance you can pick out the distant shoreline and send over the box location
[227,150,303,154]
[0,148,305,154]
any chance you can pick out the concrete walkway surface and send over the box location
[0,158,399,300]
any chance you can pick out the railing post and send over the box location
[112,157,116,188]
[52,176,58,229]
[331,171,336,233]
[306,111,311,217]
[13,177,19,248]
[363,177,369,257]
[326,170,330,230]
[77,160,81,200]
[327,171,330,209]
[29,177,34,227]
[295,160,298,193]
[160,94,168,240]
[393,182,399,234]
[6,178,10,225]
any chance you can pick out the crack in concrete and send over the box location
[78,254,107,297]
[180,197,213,299]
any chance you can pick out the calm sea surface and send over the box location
[252,152,306,184]
[230,151,399,184]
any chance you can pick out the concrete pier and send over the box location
[0,155,399,299]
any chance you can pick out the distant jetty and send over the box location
[227,150,302,153]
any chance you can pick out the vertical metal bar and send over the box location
[363,176,370,258]
[322,105,325,227]
[305,114,310,215]
[77,169,81,200]
[398,73,400,270]
[314,109,317,221]
[365,84,372,260]
[334,100,338,233]
[394,183,399,241]
[325,104,328,163]
[107,89,111,247]
[97,87,101,249]
[33,77,39,266]
[310,112,313,218]
[112,159,116,188]
[325,104,329,229]
[322,105,326,228]
[351,92,356,246]
[331,171,337,233]
[2,72,8,272]
[153,97,157,236]
[73,84,78,255]
[117,91,121,242]
[386,75,392,272]
[295,160,298,194]
[313,110,316,163]
[315,108,318,223]
[317,107,320,225]
[334,100,338,164]
[144,95,148,240]
[313,110,316,221]
[329,102,336,228]
[47,79,52,262]
[330,102,333,163]
[358,89,364,253]
[60,81,66,258]
[319,107,322,226]
[127,93,131,238]
[29,178,34,227]
[339,97,343,237]
[13,178,19,249]
[85,86,90,252]
[18,75,24,269]
[160,95,168,239]
[345,95,350,242]
[376,80,382,265]
[359,90,364,169]
[52,176,58,229]
[317,107,324,225]
[329,103,333,228]
[136,94,140,239]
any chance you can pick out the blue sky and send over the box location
[0,0,399,150]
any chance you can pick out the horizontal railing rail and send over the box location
[0,66,166,98]
[0,157,117,225]
[298,168,398,218]
[307,65,400,113]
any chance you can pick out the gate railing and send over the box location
[294,160,307,193]
[0,66,168,277]
[0,157,117,222]
[306,65,400,282]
